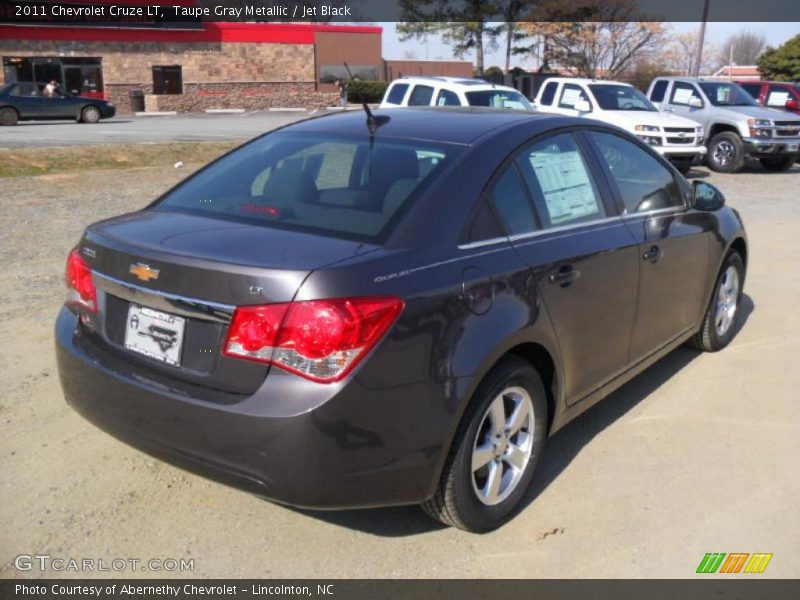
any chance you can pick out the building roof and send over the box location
[708,65,762,80]
[0,22,382,45]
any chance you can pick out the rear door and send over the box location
[8,83,46,118]
[585,130,712,361]
[494,131,640,404]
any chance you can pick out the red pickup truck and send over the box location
[737,81,800,115]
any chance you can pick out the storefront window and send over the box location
[153,66,183,95]
[2,56,103,96]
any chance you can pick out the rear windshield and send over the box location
[154,132,461,243]
[465,90,533,111]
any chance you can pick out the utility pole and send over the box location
[693,0,711,76]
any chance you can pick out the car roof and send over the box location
[541,77,632,87]
[394,76,520,93]
[284,107,557,145]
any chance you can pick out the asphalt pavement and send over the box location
[0,111,320,148]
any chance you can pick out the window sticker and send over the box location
[528,151,600,224]
[767,90,790,106]
[672,86,695,105]
[560,87,583,107]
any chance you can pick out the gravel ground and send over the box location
[1,160,798,579]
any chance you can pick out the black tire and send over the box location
[0,107,18,126]
[81,105,101,124]
[688,251,745,352]
[759,156,797,172]
[421,357,548,532]
[707,132,745,173]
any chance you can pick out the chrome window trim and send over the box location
[458,215,621,250]
[93,271,235,323]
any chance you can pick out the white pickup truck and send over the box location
[533,77,706,173]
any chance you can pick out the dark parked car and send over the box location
[56,108,747,532]
[0,82,115,126]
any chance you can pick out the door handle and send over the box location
[643,245,662,263]
[548,266,580,286]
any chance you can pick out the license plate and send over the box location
[787,143,799,152]
[124,304,185,366]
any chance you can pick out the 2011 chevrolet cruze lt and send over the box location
[56,108,747,532]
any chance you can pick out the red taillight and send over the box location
[65,249,97,313]
[223,297,404,382]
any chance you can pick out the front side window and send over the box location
[465,90,533,110]
[588,131,683,214]
[436,89,461,106]
[670,82,704,106]
[515,133,606,228]
[589,84,656,111]
[408,85,434,106]
[558,84,591,110]
[766,85,793,108]
[155,132,461,242]
[488,166,538,236]
[739,83,762,100]
[385,83,409,105]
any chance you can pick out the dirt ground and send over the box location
[1,160,798,578]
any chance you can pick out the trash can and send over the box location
[129,89,145,113]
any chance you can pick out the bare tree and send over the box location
[402,49,418,59]
[720,30,767,66]
[666,29,720,75]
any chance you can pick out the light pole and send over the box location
[693,0,711,76]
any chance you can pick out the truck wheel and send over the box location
[421,357,548,532]
[0,107,18,126]
[759,156,796,172]
[707,132,745,173]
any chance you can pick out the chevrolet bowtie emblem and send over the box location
[130,263,160,282]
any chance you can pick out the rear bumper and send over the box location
[55,307,444,509]
[742,136,800,157]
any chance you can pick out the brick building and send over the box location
[0,8,382,113]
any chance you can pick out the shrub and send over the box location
[344,80,388,104]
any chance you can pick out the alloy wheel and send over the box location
[713,140,735,167]
[715,265,739,336]
[471,386,534,506]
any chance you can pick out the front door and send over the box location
[585,130,712,362]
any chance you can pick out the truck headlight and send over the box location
[635,125,660,132]
[637,135,661,146]
[748,119,772,138]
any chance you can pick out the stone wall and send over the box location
[1,39,340,112]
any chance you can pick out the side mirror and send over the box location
[574,99,591,113]
[692,181,725,211]
[787,99,799,111]
[689,96,704,108]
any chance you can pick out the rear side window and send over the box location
[488,166,538,236]
[588,131,683,214]
[155,132,461,243]
[649,80,668,103]
[385,83,409,105]
[514,133,606,228]
[539,81,558,106]
[408,85,434,106]
[437,89,461,106]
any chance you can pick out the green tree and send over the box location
[757,34,800,82]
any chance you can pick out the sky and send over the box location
[381,22,800,68]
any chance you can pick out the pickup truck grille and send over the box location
[774,121,800,127]
[775,128,800,137]
[666,137,695,144]
[664,127,695,134]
